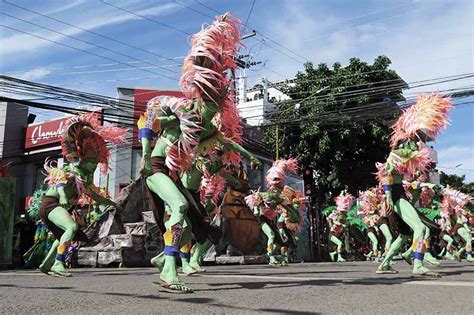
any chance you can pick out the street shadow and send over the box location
[173,297,214,304]
[83,271,156,277]
[0,284,74,290]
[259,308,320,315]
[196,273,432,292]
[229,270,358,277]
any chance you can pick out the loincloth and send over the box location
[39,196,88,242]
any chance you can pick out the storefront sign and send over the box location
[24,117,68,150]
[24,112,102,150]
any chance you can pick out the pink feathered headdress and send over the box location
[390,93,452,149]
[180,13,241,103]
[335,192,356,213]
[358,187,383,215]
[61,113,128,174]
[266,158,298,189]
[440,187,473,217]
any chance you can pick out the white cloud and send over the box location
[43,0,86,15]
[253,0,472,91]
[437,145,474,182]
[17,67,53,80]
[0,2,179,59]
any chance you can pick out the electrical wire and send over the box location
[0,13,181,78]
[3,0,185,66]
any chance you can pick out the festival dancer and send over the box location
[276,185,307,266]
[437,216,457,260]
[246,158,299,267]
[358,188,384,260]
[376,93,452,276]
[38,113,127,276]
[440,188,473,262]
[326,192,355,262]
[138,13,260,293]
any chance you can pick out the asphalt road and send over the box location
[1,260,473,314]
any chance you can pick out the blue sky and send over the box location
[0,0,473,180]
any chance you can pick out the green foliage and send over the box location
[322,205,336,216]
[347,205,366,232]
[440,171,474,194]
[263,56,406,206]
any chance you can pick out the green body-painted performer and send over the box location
[437,216,457,260]
[275,185,307,266]
[376,93,452,276]
[245,158,301,267]
[358,187,385,260]
[139,13,260,293]
[38,113,126,277]
[326,192,355,262]
[375,175,442,271]
[440,188,473,262]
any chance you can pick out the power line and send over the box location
[0,24,179,82]
[8,56,186,74]
[244,0,256,29]
[0,13,180,79]
[171,0,214,19]
[3,0,185,67]
[179,0,310,64]
[99,0,192,35]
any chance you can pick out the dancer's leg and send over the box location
[47,207,78,277]
[189,239,212,272]
[262,223,279,266]
[147,172,192,293]
[442,234,455,260]
[379,224,393,255]
[368,232,379,259]
[423,229,440,266]
[330,235,345,262]
[396,199,435,275]
[179,241,197,275]
[377,235,408,272]
[39,239,59,273]
[458,227,473,262]
[278,226,290,266]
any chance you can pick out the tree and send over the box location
[440,171,474,194]
[262,56,406,207]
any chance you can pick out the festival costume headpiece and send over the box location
[180,13,241,103]
[390,93,452,149]
[386,93,452,178]
[334,191,355,214]
[358,187,383,215]
[137,13,243,177]
[266,158,298,189]
[61,112,127,173]
[440,187,473,218]
[180,12,243,159]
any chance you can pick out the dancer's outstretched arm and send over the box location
[217,133,261,169]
